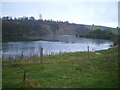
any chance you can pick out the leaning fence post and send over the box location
[40,48,43,63]
[23,70,26,81]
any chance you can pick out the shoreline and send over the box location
[2,46,115,61]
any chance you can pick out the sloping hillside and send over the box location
[2,47,118,88]
[85,25,118,35]
[2,17,118,41]
[2,19,90,37]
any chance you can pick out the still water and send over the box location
[2,35,113,60]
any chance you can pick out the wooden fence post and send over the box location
[87,46,89,52]
[87,46,89,58]
[23,70,26,81]
[40,48,43,63]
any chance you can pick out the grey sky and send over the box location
[1,0,118,28]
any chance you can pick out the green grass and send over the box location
[86,25,118,35]
[2,47,118,88]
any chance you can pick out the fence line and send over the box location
[2,46,91,60]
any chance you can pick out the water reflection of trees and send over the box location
[2,37,112,60]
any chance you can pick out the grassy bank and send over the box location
[2,47,118,88]
[85,25,118,35]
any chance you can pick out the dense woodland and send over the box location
[2,16,119,44]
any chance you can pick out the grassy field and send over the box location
[2,47,118,88]
[85,25,118,35]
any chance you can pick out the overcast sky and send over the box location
[1,0,119,28]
